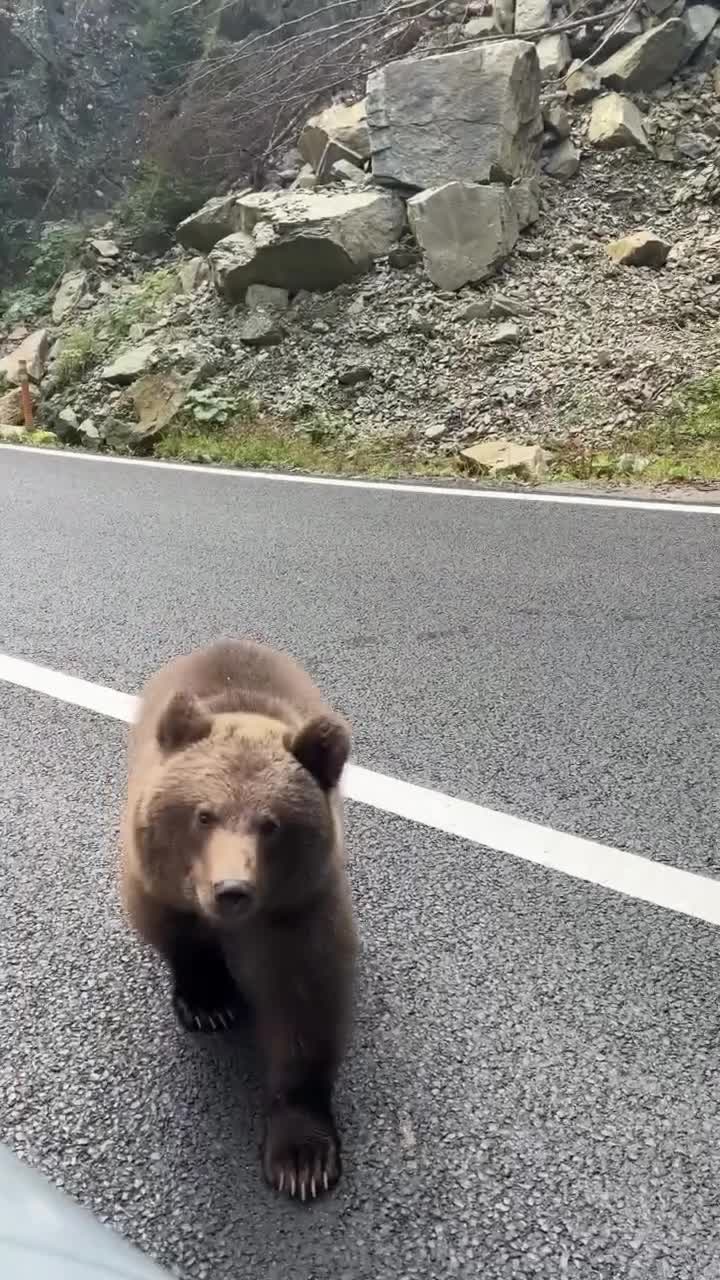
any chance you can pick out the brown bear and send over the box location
[120,638,357,1201]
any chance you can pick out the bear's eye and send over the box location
[196,807,217,828]
[258,815,279,838]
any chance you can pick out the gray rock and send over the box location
[79,418,100,440]
[606,231,671,267]
[238,312,286,347]
[543,104,571,139]
[291,165,318,191]
[487,320,521,344]
[510,175,540,230]
[366,42,542,190]
[298,99,370,171]
[515,0,551,31]
[566,62,601,101]
[89,238,120,259]
[538,34,571,80]
[463,16,499,36]
[117,370,191,440]
[100,342,158,384]
[460,300,492,321]
[588,93,651,151]
[176,193,249,253]
[338,366,372,386]
[494,0,515,31]
[408,182,519,291]
[461,438,550,478]
[682,4,719,58]
[0,329,49,384]
[52,271,89,324]
[595,19,688,91]
[424,422,448,440]
[209,188,405,298]
[317,138,365,181]
[544,138,581,179]
[330,159,370,185]
[58,405,79,432]
[246,284,290,312]
[177,258,210,294]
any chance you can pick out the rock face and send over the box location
[595,19,688,92]
[588,94,650,151]
[366,42,542,190]
[407,182,519,291]
[606,231,671,267]
[0,329,49,384]
[298,99,370,171]
[208,188,405,298]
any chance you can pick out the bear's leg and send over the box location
[169,927,244,1034]
[249,924,353,1201]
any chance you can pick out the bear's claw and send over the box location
[172,993,238,1034]
[262,1106,340,1202]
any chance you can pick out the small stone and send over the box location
[566,62,601,102]
[606,231,671,267]
[89,238,120,259]
[79,418,100,440]
[543,104,571,139]
[407,312,436,336]
[317,139,365,181]
[330,159,370,184]
[424,423,448,440]
[461,300,492,321]
[544,138,581,179]
[490,293,533,318]
[588,93,650,151]
[238,312,285,347]
[291,165,318,191]
[487,320,521,344]
[462,16,499,36]
[338,366,372,386]
[514,0,551,31]
[245,284,289,312]
[177,257,210,293]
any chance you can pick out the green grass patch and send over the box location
[550,373,720,486]
[154,424,456,478]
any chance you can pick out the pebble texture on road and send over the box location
[2,684,720,1280]
[2,451,720,873]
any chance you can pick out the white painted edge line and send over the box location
[2,651,720,928]
[3,442,720,516]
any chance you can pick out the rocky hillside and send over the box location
[1,0,720,486]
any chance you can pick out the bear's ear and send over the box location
[287,715,351,790]
[156,692,212,753]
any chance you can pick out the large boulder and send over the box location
[101,342,158,384]
[515,0,551,31]
[407,182,519,291]
[682,4,719,58]
[298,99,370,171]
[595,19,688,91]
[366,42,542,190]
[176,193,250,253]
[209,188,405,298]
[0,330,49,385]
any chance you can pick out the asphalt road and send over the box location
[2,448,720,1280]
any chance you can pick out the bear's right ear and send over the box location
[156,693,212,753]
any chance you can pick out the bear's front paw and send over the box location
[172,991,237,1034]
[262,1105,341,1201]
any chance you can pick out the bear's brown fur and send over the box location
[120,638,357,1201]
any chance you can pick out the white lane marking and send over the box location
[2,652,720,927]
[2,443,720,516]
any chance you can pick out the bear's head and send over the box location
[134,693,351,923]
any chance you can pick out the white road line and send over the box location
[2,651,720,927]
[3,443,720,516]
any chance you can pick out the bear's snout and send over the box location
[213,878,255,918]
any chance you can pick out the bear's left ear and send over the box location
[286,715,351,790]
[157,692,213,753]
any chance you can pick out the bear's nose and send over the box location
[213,880,255,913]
